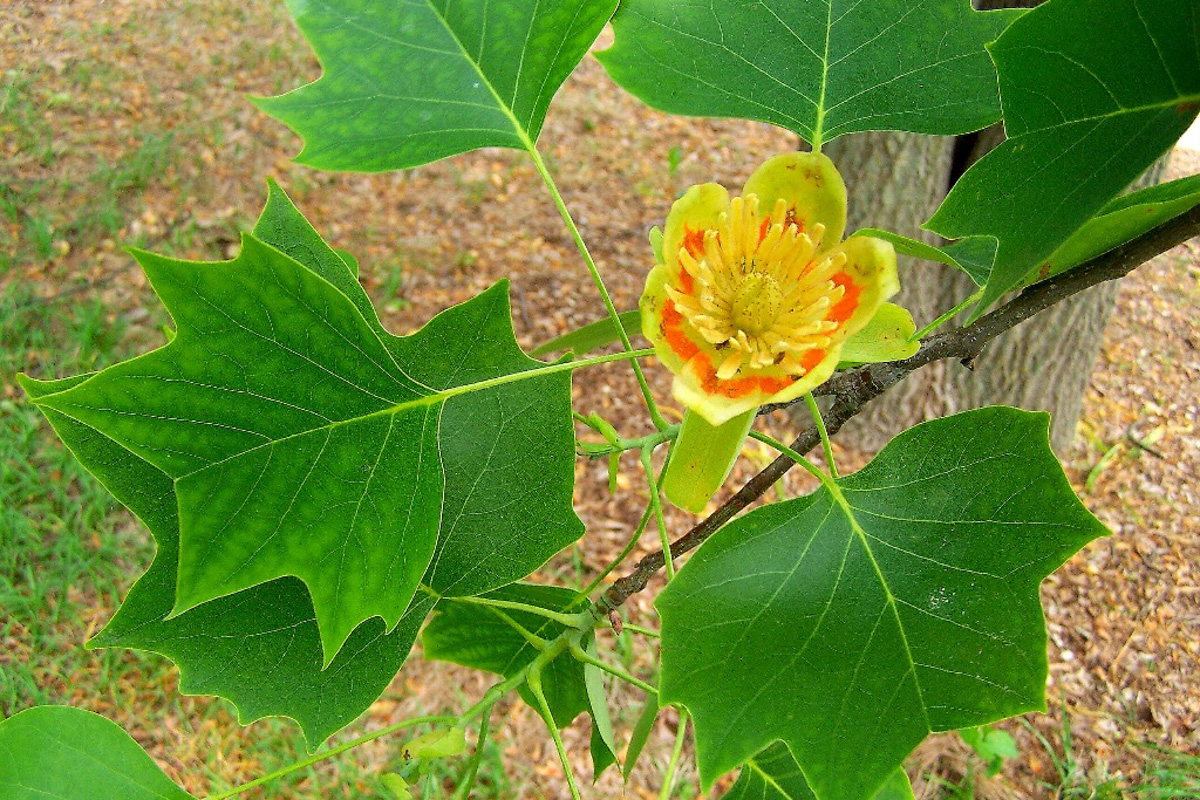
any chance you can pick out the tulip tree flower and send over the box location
[641,152,900,512]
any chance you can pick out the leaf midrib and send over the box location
[810,0,834,148]
[211,348,648,479]
[819,476,934,731]
[423,0,539,151]
[745,754,803,798]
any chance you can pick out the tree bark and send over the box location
[820,132,958,448]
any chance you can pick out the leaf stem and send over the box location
[804,392,838,478]
[522,141,670,432]
[578,421,678,458]
[621,622,661,639]
[460,668,536,726]
[454,595,592,631]
[527,641,583,800]
[642,446,675,580]
[440,347,655,401]
[659,708,690,800]
[202,715,457,799]
[909,287,984,342]
[454,706,493,800]
[478,604,551,650]
[580,502,654,598]
[745,430,835,493]
[567,639,658,695]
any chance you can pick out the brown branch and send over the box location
[597,205,1200,613]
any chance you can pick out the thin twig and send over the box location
[596,206,1200,613]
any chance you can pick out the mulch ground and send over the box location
[4,2,1197,797]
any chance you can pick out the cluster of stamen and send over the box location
[665,194,847,380]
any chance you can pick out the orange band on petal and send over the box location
[827,272,862,324]
[756,375,794,394]
[800,349,825,372]
[661,299,701,360]
[678,266,694,294]
[681,226,706,259]
[692,354,795,399]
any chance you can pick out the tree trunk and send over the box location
[821,132,958,448]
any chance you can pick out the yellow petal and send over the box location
[742,152,848,247]
[662,182,730,278]
[640,262,690,378]
[819,235,900,341]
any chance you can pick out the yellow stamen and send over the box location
[670,192,854,379]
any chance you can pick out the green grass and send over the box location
[60,131,178,248]
[1135,745,1200,798]
[1,69,56,167]
[0,287,160,714]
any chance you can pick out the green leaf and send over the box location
[33,234,442,665]
[252,181,585,599]
[657,408,1106,800]
[257,0,618,171]
[584,639,618,768]
[590,720,619,781]
[530,310,643,357]
[837,303,919,366]
[27,185,581,666]
[1033,174,1200,286]
[21,372,433,748]
[724,743,913,800]
[623,694,660,780]
[422,584,618,772]
[381,772,413,800]
[725,743,817,800]
[869,770,915,800]
[423,585,587,724]
[852,229,995,287]
[0,706,193,800]
[959,726,1018,777]
[598,0,1021,148]
[402,728,467,759]
[927,0,1200,316]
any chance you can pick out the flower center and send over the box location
[730,273,782,336]
[664,193,848,380]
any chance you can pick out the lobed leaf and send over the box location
[252,182,585,600]
[257,0,618,171]
[599,0,1021,148]
[0,706,193,800]
[927,0,1200,316]
[21,372,432,748]
[25,183,582,677]
[657,408,1106,800]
